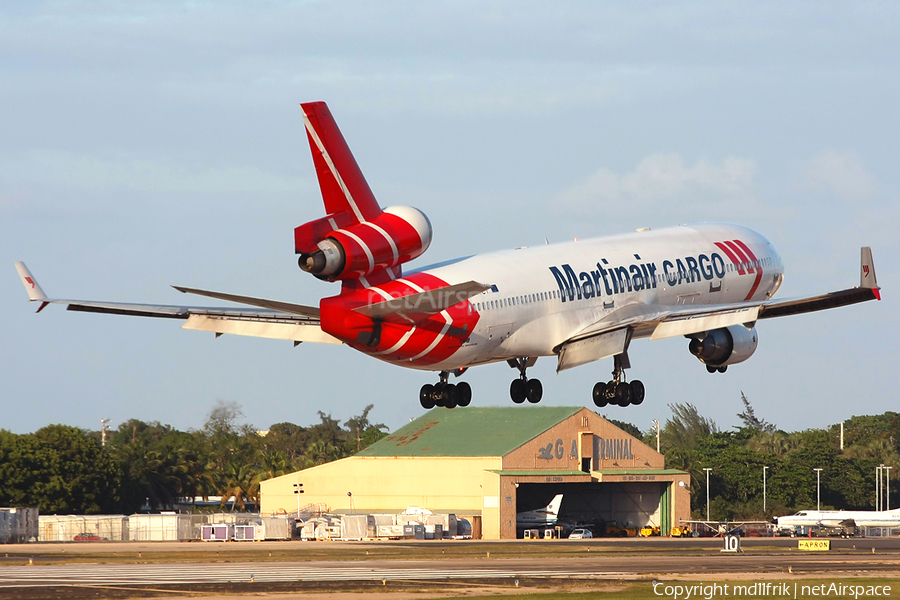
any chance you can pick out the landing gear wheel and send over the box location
[592,382,608,407]
[614,381,632,406]
[717,366,727,373]
[526,379,543,403]
[706,365,717,374]
[510,379,526,404]
[629,380,645,405]
[456,382,472,407]
[442,384,458,409]
[420,384,436,409]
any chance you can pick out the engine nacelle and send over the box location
[295,206,433,281]
[688,325,758,367]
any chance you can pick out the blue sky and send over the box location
[2,1,896,436]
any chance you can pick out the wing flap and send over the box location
[182,315,341,344]
[650,306,760,340]
[557,328,629,372]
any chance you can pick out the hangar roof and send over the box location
[359,406,583,457]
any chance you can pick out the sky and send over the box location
[1,1,897,437]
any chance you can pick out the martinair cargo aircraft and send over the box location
[16,102,882,410]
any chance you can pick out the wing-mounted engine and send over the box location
[295,205,432,281]
[688,324,758,370]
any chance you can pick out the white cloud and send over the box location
[800,151,877,204]
[554,153,757,221]
[0,151,310,195]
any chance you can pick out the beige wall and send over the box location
[260,455,502,531]
[503,408,664,471]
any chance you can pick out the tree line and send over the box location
[1,396,896,518]
[0,402,387,514]
[647,394,900,519]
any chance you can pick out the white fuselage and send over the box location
[404,222,784,371]
[776,509,900,529]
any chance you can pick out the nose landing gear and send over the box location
[508,357,542,404]
[420,370,472,410]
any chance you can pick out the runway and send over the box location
[1,554,899,588]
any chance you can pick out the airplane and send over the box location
[679,518,769,537]
[15,101,881,410]
[517,494,564,528]
[774,508,900,531]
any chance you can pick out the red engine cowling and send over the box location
[295,205,433,281]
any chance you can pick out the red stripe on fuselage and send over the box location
[320,272,478,367]
[731,239,764,300]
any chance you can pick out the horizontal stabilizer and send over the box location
[173,286,320,318]
[354,280,491,321]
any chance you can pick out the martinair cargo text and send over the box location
[16,102,882,410]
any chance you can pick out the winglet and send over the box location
[860,247,880,300]
[14,262,50,312]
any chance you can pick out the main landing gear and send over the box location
[508,357,543,404]
[420,370,472,410]
[592,354,644,408]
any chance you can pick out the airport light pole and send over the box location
[293,483,303,518]
[886,466,892,511]
[703,468,712,521]
[763,466,769,516]
[877,465,883,511]
[652,420,660,453]
[813,468,823,511]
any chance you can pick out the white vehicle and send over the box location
[568,528,593,539]
[15,101,881,410]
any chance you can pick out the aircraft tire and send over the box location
[630,380,645,405]
[420,384,436,409]
[443,384,458,409]
[456,382,472,407]
[526,379,543,403]
[592,382,607,407]
[706,365,717,373]
[614,382,632,406]
[510,379,526,404]
[717,366,728,373]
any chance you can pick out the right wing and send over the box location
[556,247,880,371]
[14,262,341,345]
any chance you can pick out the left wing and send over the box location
[557,247,880,371]
[14,262,340,345]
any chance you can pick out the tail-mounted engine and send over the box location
[295,205,432,281]
[688,325,758,367]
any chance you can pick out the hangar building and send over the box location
[259,406,689,539]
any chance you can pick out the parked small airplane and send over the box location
[679,518,769,537]
[16,101,881,410]
[517,494,564,528]
[775,509,900,530]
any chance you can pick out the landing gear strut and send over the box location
[592,354,644,408]
[419,370,472,410]
[508,357,542,404]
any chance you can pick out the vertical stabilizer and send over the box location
[546,494,563,517]
[301,102,382,223]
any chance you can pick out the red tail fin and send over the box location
[301,102,381,223]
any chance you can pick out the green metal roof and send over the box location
[358,406,583,457]
[488,470,591,476]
